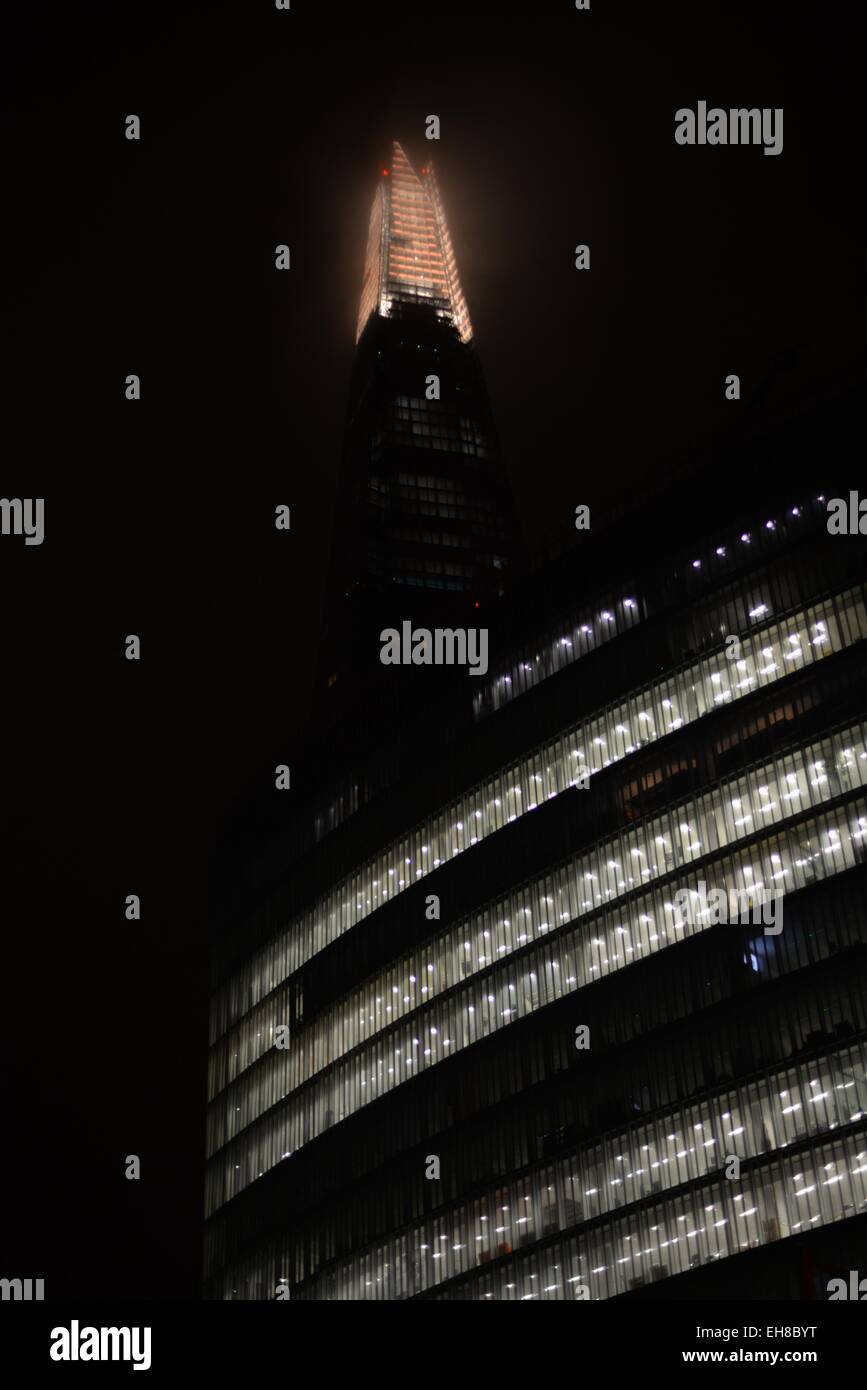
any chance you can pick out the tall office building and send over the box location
[319,142,520,699]
[203,152,867,1300]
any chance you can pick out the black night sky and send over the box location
[1,1,863,1299]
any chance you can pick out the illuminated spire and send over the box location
[356,141,473,344]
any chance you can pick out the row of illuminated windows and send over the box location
[208,715,865,1108]
[213,1046,867,1299]
[203,753,867,1207]
[207,739,855,1117]
[472,496,829,722]
[431,1133,867,1302]
[208,587,867,1045]
[206,780,867,1157]
[203,892,867,1288]
[207,733,867,1156]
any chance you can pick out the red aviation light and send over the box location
[382,168,389,176]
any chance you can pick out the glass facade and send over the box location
[206,861,867,1296]
[215,1052,867,1299]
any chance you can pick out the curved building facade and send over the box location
[205,471,867,1297]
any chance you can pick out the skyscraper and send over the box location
[320,142,520,700]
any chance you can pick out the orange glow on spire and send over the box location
[355,141,473,344]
